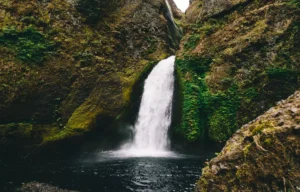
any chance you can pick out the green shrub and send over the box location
[0,26,56,64]
[184,18,226,52]
[266,67,298,80]
[176,57,241,142]
[287,0,300,9]
[177,56,212,75]
[184,34,201,50]
[176,57,212,141]
[199,18,225,36]
[206,85,240,141]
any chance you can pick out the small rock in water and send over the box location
[18,182,79,192]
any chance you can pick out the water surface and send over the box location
[1,152,213,192]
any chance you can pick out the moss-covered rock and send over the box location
[176,0,300,143]
[0,26,56,64]
[0,123,62,154]
[19,182,78,192]
[0,0,178,151]
[196,91,300,191]
[185,0,247,23]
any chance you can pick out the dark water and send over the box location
[0,152,213,192]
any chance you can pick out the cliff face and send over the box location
[175,0,300,142]
[0,0,177,151]
[179,0,300,190]
[196,91,300,191]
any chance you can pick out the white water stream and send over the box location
[113,56,176,157]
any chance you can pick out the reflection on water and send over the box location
[80,152,207,192]
[91,150,181,160]
[1,152,213,192]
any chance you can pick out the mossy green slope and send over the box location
[175,0,300,143]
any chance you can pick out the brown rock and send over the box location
[196,91,300,191]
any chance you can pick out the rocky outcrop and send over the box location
[196,91,300,191]
[0,0,179,151]
[185,0,247,23]
[18,182,78,192]
[175,0,300,142]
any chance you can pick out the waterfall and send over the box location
[115,56,176,157]
[164,0,182,48]
[165,0,175,21]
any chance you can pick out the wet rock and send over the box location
[18,182,79,192]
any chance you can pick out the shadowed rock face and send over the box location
[175,0,300,143]
[0,0,180,151]
[185,0,247,23]
[196,91,300,191]
[177,0,300,189]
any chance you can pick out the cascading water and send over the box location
[164,0,182,48]
[114,56,176,157]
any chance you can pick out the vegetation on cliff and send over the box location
[0,27,56,64]
[175,0,300,143]
[196,91,300,191]
[76,0,118,24]
[0,0,176,151]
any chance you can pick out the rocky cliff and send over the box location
[196,91,300,191]
[175,0,300,143]
[176,0,300,190]
[0,0,180,152]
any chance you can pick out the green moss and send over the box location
[235,163,253,182]
[66,102,104,130]
[177,57,212,75]
[183,18,227,52]
[287,0,300,9]
[176,56,243,142]
[0,26,56,64]
[242,88,259,103]
[197,18,226,36]
[145,37,158,55]
[74,51,95,67]
[266,68,298,81]
[122,60,158,104]
[177,55,298,143]
[42,128,81,143]
[251,121,275,135]
[179,11,299,143]
[264,138,272,146]
[184,34,201,50]
[243,144,252,157]
[0,123,33,138]
[206,85,240,141]
[118,59,161,124]
[176,57,212,141]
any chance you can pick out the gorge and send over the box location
[2,55,213,192]
[0,0,299,191]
